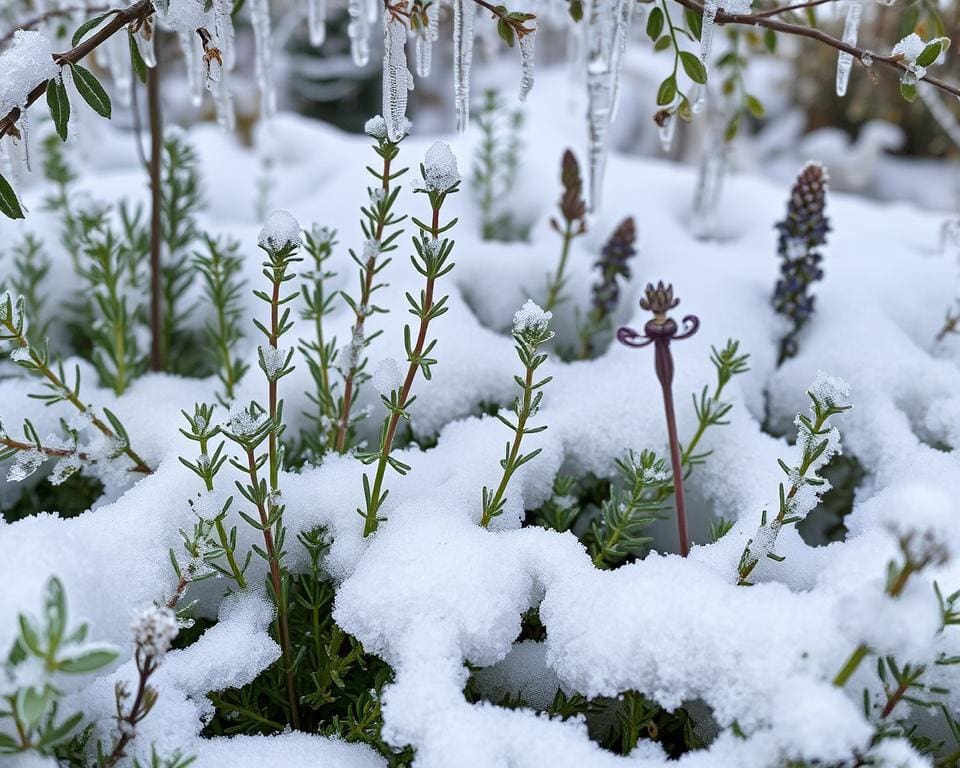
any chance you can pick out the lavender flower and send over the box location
[578,217,638,358]
[773,162,830,363]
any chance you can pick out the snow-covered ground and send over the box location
[2,55,960,766]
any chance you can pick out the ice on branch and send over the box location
[309,0,328,47]
[453,0,477,132]
[700,0,751,65]
[348,0,372,66]
[518,23,537,102]
[892,33,948,84]
[259,210,302,251]
[372,357,402,396]
[383,11,414,143]
[131,605,179,660]
[416,0,439,77]
[0,31,58,116]
[835,0,863,97]
[423,141,460,192]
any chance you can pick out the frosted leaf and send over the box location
[49,453,83,485]
[348,0,371,66]
[423,142,460,192]
[512,299,552,336]
[518,26,537,102]
[382,11,414,143]
[892,33,926,64]
[131,605,179,659]
[835,0,862,97]
[258,210,302,250]
[7,449,45,482]
[372,357,402,396]
[308,0,327,47]
[250,0,276,116]
[0,31,59,116]
[10,345,32,363]
[453,0,476,132]
[809,371,851,408]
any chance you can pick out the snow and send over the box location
[372,357,402,396]
[1,64,960,766]
[512,299,552,336]
[258,209,302,250]
[422,141,461,193]
[0,31,58,117]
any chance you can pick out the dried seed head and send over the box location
[639,281,679,323]
[558,149,586,226]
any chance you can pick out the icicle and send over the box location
[212,74,236,131]
[609,0,636,121]
[416,0,438,78]
[107,32,132,108]
[518,23,537,102]
[920,83,960,149]
[699,0,718,64]
[383,11,414,142]
[309,0,327,47]
[213,0,236,69]
[348,0,371,66]
[835,0,862,97]
[453,0,476,132]
[658,112,676,152]
[250,0,276,117]
[585,0,617,209]
[691,83,706,114]
[178,30,204,108]
[135,24,157,68]
[690,106,729,239]
[366,0,379,24]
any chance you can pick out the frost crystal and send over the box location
[372,358,402,396]
[260,345,288,379]
[226,402,267,436]
[0,31,59,116]
[423,142,460,192]
[513,299,552,336]
[453,0,477,132]
[258,210,302,251]
[365,115,389,139]
[131,605,179,660]
[809,370,851,408]
[382,12,414,143]
[7,449,45,482]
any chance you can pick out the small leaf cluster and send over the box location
[1,577,118,756]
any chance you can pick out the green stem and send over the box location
[198,433,246,589]
[544,222,574,312]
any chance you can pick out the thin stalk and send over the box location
[198,432,246,589]
[335,152,393,453]
[363,207,440,537]
[544,221,574,312]
[481,367,533,528]
[147,54,163,372]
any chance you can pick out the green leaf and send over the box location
[745,94,765,117]
[0,172,24,220]
[916,40,946,68]
[71,10,115,46]
[58,647,118,674]
[18,614,43,656]
[900,80,918,102]
[568,0,583,21]
[17,686,53,727]
[656,75,677,106]
[724,113,742,141]
[680,51,707,83]
[44,576,67,649]
[46,77,70,141]
[763,28,777,53]
[69,63,112,118]
[646,7,664,41]
[129,30,147,83]
[654,35,672,51]
[685,8,702,40]
[497,17,515,47]
[37,711,84,747]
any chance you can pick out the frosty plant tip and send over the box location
[618,282,700,557]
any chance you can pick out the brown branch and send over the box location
[0,5,110,47]
[0,0,155,140]
[0,435,153,473]
[674,0,960,100]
